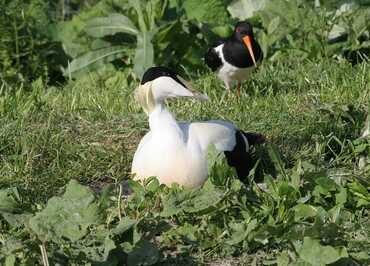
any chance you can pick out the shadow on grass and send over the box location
[157,255,199,266]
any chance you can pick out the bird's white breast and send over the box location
[214,44,256,85]
[131,130,208,188]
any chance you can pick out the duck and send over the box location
[131,66,265,188]
[204,20,263,96]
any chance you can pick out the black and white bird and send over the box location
[131,66,265,188]
[204,21,263,96]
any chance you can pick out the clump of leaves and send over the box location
[0,0,68,86]
[56,0,235,79]
[1,140,369,265]
[60,0,163,79]
[229,0,370,62]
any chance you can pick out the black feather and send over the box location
[204,48,223,72]
[204,20,263,70]
[224,130,265,181]
[222,38,263,68]
[141,66,187,88]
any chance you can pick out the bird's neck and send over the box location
[148,104,180,134]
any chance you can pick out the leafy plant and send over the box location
[0,0,68,86]
[56,0,235,79]
[229,0,370,62]
[61,0,164,79]
[1,141,369,265]
[227,0,267,20]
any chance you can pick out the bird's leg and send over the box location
[236,82,241,97]
[224,79,231,91]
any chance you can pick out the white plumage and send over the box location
[132,106,240,188]
[131,66,263,188]
[204,21,263,95]
[213,44,256,90]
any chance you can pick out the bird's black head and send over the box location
[232,21,258,67]
[136,66,208,112]
[141,66,186,88]
[234,20,254,38]
[234,20,253,38]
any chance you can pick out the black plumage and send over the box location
[204,20,263,94]
[204,48,223,71]
[224,131,265,180]
[141,66,187,88]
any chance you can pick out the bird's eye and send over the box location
[235,27,241,32]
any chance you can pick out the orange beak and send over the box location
[242,35,257,67]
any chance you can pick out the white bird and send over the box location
[131,66,265,188]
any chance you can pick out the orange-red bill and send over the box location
[242,35,257,67]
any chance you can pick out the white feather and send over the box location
[131,105,239,188]
[214,44,256,90]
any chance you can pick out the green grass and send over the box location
[1,59,368,200]
[0,59,369,265]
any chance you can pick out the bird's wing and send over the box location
[211,38,227,48]
[178,121,265,181]
[179,120,237,152]
[131,131,152,172]
[204,40,227,71]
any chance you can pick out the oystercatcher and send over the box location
[204,21,263,96]
[131,66,265,188]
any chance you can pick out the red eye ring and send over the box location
[235,27,240,32]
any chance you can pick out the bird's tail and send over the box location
[224,130,265,182]
[241,131,265,147]
[204,48,223,72]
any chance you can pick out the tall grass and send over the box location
[0,59,369,202]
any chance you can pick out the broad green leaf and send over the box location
[335,187,347,205]
[315,176,337,195]
[127,179,145,198]
[360,110,370,138]
[1,213,32,229]
[112,217,136,235]
[266,143,286,179]
[29,180,100,242]
[133,31,154,78]
[276,251,290,266]
[184,182,224,213]
[348,180,370,207]
[211,25,233,38]
[127,240,159,266]
[64,46,127,77]
[1,237,23,256]
[129,0,147,32]
[85,13,138,38]
[173,222,198,242]
[278,182,298,199]
[72,228,116,263]
[350,251,370,261]
[5,255,16,266]
[226,222,247,245]
[227,0,267,20]
[298,237,348,265]
[207,144,223,170]
[144,176,161,193]
[161,190,190,217]
[294,204,317,221]
[328,205,342,223]
[268,16,281,34]
[103,236,117,261]
[0,188,21,213]
[51,1,114,57]
[227,219,257,245]
[161,182,224,217]
[0,188,31,228]
[183,0,229,24]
